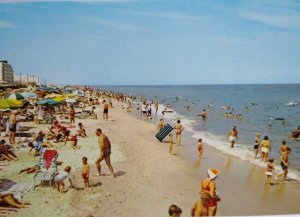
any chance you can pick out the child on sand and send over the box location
[54,166,74,192]
[253,133,260,159]
[197,139,203,157]
[265,158,274,185]
[82,157,90,189]
[168,133,173,154]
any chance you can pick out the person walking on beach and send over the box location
[227,126,238,148]
[260,135,271,162]
[276,147,291,181]
[174,120,184,145]
[103,100,109,121]
[95,128,114,177]
[168,204,182,217]
[197,139,203,157]
[199,168,220,216]
[81,157,90,189]
[253,133,260,159]
[69,106,75,124]
[9,111,17,145]
[168,133,173,155]
[265,158,275,185]
[154,101,158,118]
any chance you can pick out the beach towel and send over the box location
[43,149,58,170]
[156,124,173,142]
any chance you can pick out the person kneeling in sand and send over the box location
[54,166,74,192]
[191,193,210,216]
[0,193,30,208]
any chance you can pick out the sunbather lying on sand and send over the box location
[0,193,30,208]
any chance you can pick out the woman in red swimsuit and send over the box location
[199,168,220,216]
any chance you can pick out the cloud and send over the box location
[241,11,300,29]
[0,21,15,28]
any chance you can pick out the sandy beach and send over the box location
[0,102,299,217]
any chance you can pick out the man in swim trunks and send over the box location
[95,128,114,177]
[276,147,291,181]
[103,100,109,121]
[9,111,17,145]
[227,126,238,148]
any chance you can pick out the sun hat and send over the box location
[207,168,219,180]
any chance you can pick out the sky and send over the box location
[0,0,300,85]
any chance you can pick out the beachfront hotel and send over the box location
[0,60,14,85]
[14,74,40,86]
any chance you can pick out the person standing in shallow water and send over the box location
[260,135,271,162]
[227,126,238,148]
[253,133,260,159]
[174,120,184,145]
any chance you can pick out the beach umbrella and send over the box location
[36,99,60,106]
[21,92,37,98]
[64,88,73,93]
[6,93,25,101]
[65,98,77,103]
[53,97,65,102]
[0,99,23,111]
[72,90,84,97]
[44,93,63,99]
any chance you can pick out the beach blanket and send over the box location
[2,183,35,199]
[43,149,58,170]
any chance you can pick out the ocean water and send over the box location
[96,84,300,179]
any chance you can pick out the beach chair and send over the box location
[33,149,58,186]
[155,124,173,142]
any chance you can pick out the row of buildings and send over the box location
[0,60,40,86]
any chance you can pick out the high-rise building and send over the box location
[0,60,14,84]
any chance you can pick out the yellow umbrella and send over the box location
[44,94,63,99]
[0,99,23,111]
[53,97,65,102]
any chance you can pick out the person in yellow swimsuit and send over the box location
[260,135,271,162]
[82,157,90,189]
[174,120,184,145]
[168,133,173,155]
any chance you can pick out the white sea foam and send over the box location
[284,101,299,106]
